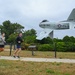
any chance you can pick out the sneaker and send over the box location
[13,56,16,58]
[17,56,20,58]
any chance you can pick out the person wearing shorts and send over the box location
[13,32,23,58]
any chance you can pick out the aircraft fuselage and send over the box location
[39,22,70,30]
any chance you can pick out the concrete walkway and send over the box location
[0,56,75,63]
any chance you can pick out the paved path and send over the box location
[0,56,75,63]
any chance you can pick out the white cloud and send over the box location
[0,0,75,38]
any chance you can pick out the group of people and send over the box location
[0,32,23,58]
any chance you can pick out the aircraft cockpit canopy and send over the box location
[41,20,49,23]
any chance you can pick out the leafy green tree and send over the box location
[13,23,24,33]
[53,38,62,42]
[63,36,70,42]
[24,35,36,44]
[24,29,36,36]
[37,37,53,44]
[23,29,36,44]
[63,36,75,42]
[7,33,18,43]
[0,20,24,42]
[69,36,75,42]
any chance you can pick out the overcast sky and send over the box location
[0,0,75,39]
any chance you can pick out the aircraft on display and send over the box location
[36,8,75,40]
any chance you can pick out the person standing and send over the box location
[0,33,6,52]
[13,32,23,58]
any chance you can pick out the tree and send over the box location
[0,20,24,42]
[7,33,18,43]
[24,29,36,36]
[53,38,62,42]
[24,36,36,44]
[69,36,75,42]
[23,29,36,44]
[13,23,24,33]
[37,37,53,44]
[63,36,75,42]
[63,36,70,42]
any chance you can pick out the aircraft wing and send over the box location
[36,29,53,40]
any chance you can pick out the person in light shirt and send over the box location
[0,33,6,55]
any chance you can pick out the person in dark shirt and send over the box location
[13,32,23,58]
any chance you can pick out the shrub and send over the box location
[56,42,75,52]
[64,42,75,52]
[38,44,53,51]
[56,42,66,52]
[21,43,30,50]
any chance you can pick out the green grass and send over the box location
[0,49,75,75]
[0,50,75,59]
[1,45,75,59]
[0,60,75,75]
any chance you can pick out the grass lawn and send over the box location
[3,45,75,59]
[0,60,75,75]
[0,50,75,59]
[0,49,75,75]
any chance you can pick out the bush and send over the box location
[56,42,66,52]
[64,42,75,52]
[38,44,53,51]
[56,42,75,52]
[21,43,30,50]
[21,42,75,52]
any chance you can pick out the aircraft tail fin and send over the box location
[67,8,75,22]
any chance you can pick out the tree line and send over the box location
[0,20,75,52]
